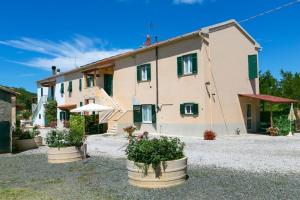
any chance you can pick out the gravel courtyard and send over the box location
[1,154,300,200]
[1,133,300,199]
[87,133,300,173]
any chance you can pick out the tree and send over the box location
[259,70,280,96]
[45,100,57,123]
[280,70,300,101]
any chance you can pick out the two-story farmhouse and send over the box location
[33,20,266,137]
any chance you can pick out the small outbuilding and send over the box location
[0,86,18,153]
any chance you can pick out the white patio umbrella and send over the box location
[70,103,113,158]
[287,103,296,136]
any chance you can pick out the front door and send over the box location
[104,74,113,96]
[246,104,252,131]
[0,121,11,153]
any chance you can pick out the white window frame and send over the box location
[183,55,193,75]
[142,105,152,123]
[141,65,148,81]
[184,104,193,115]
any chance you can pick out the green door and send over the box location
[0,121,11,153]
[104,74,113,96]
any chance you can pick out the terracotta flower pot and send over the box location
[16,139,38,151]
[127,157,188,188]
[47,146,83,164]
[34,136,43,146]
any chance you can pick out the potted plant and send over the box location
[32,125,43,146]
[46,129,84,164]
[123,125,137,138]
[267,127,279,136]
[125,134,187,188]
[203,130,216,140]
[15,129,37,151]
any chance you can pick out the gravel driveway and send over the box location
[87,133,300,173]
[0,154,300,200]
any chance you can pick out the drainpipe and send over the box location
[155,36,159,112]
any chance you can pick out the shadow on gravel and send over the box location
[0,154,299,200]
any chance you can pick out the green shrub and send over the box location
[18,130,34,140]
[125,136,185,176]
[45,100,57,124]
[46,130,70,148]
[69,115,85,147]
[273,115,295,136]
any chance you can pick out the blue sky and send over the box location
[0,0,299,92]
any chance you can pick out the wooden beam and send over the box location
[270,103,273,127]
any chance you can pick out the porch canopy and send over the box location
[239,94,299,127]
[70,103,113,113]
[58,104,77,111]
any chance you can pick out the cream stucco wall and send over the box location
[114,24,260,136]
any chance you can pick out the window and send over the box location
[39,114,41,119]
[60,111,66,121]
[177,53,197,76]
[183,55,193,75]
[60,83,64,94]
[142,105,152,123]
[68,81,72,93]
[133,104,156,123]
[87,75,94,87]
[246,104,252,130]
[79,79,82,91]
[180,103,199,115]
[137,64,151,82]
[80,102,83,107]
[184,104,193,115]
[41,88,43,96]
[248,55,258,79]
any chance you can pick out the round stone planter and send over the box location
[47,146,83,164]
[34,136,43,146]
[127,157,188,188]
[16,139,38,151]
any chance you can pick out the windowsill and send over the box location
[137,80,151,83]
[142,122,152,124]
[179,73,197,78]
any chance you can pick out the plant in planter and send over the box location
[15,129,37,151]
[123,125,137,138]
[204,130,216,140]
[266,127,279,136]
[46,129,84,164]
[125,136,187,188]
[30,125,43,146]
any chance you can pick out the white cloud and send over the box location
[0,35,132,72]
[173,0,204,4]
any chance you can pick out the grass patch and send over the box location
[0,188,38,200]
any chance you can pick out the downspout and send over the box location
[155,37,159,112]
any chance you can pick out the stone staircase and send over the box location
[97,88,126,135]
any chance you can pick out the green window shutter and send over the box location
[59,112,62,121]
[133,105,142,123]
[146,64,151,81]
[151,104,156,123]
[137,65,141,82]
[193,103,199,115]
[60,83,64,94]
[80,102,83,107]
[79,79,82,91]
[180,103,185,115]
[248,55,258,79]
[41,88,43,96]
[191,53,198,74]
[177,56,183,76]
[68,81,72,92]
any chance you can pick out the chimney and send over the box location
[57,68,60,74]
[51,66,56,75]
[144,35,151,46]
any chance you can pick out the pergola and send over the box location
[239,94,299,127]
